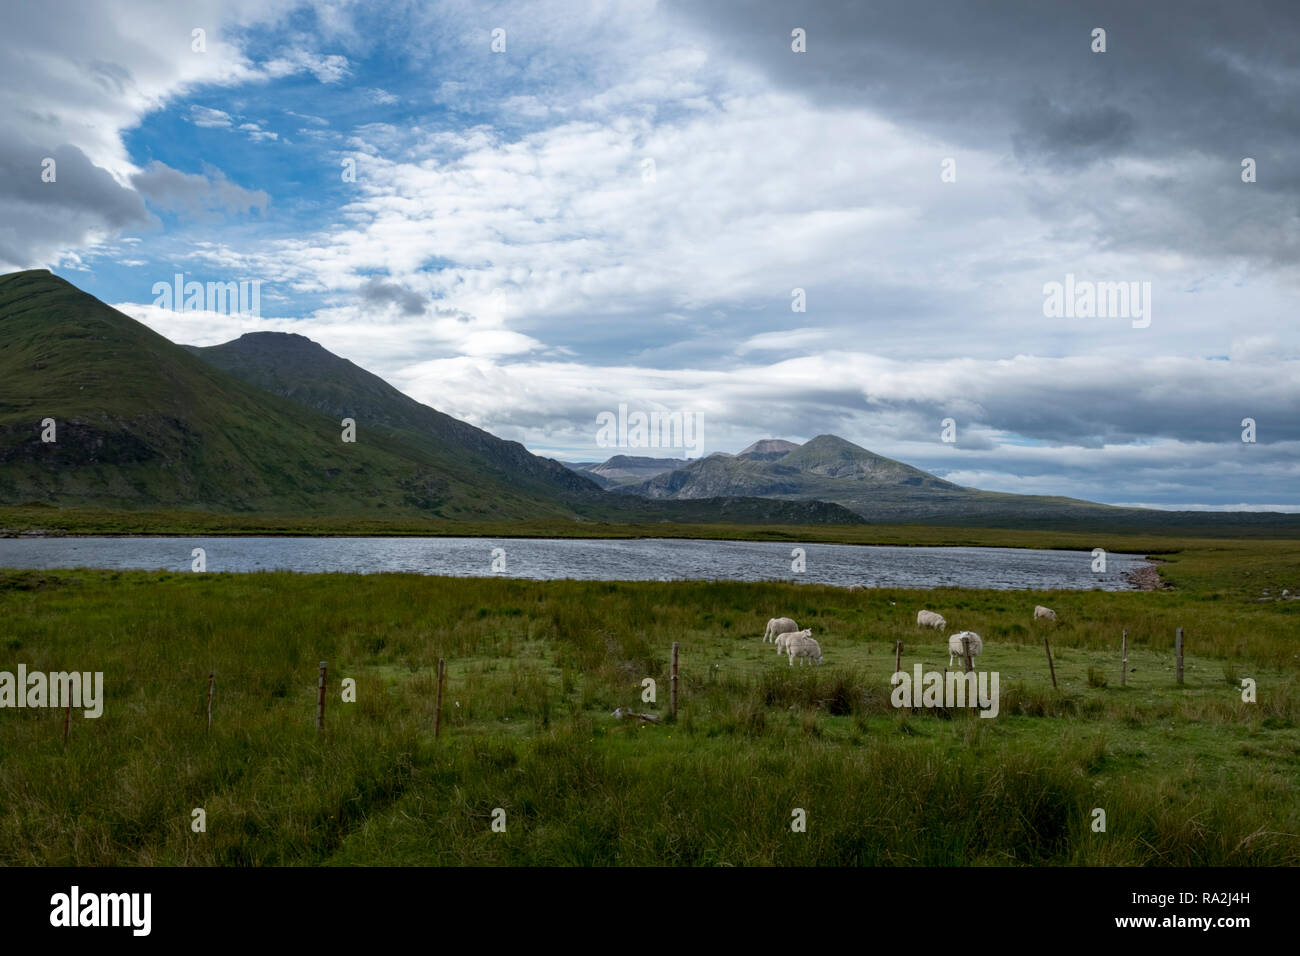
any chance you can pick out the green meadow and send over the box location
[1,531,1298,866]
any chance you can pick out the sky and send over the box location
[3,0,1298,510]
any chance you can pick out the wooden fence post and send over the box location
[1120,630,1127,688]
[1176,627,1184,685]
[206,671,215,732]
[961,636,973,674]
[435,658,446,738]
[895,640,902,675]
[670,642,680,719]
[1044,636,1057,690]
[316,661,327,732]
[63,701,70,744]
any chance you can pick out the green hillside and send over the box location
[0,270,864,526]
[4,269,1292,535]
[184,332,603,507]
[0,270,577,519]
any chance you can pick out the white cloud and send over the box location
[191,106,234,128]
[262,48,351,83]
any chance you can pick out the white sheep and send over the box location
[1034,605,1058,622]
[786,632,823,666]
[764,617,799,643]
[916,609,946,630]
[948,631,983,667]
[775,627,812,654]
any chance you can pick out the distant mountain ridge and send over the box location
[5,270,1296,535]
[0,270,861,525]
[606,432,1300,531]
[565,453,689,488]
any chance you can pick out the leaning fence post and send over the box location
[961,636,973,674]
[895,640,902,676]
[63,701,71,744]
[206,671,215,732]
[316,661,327,732]
[1120,630,1128,688]
[1176,627,1184,685]
[670,642,680,719]
[1044,636,1057,689]
[435,658,446,738]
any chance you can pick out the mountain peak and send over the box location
[232,331,322,349]
[738,438,801,460]
[801,434,865,452]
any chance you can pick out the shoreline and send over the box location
[1123,560,1168,590]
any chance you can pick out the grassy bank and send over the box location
[1,553,1297,866]
[4,504,1300,545]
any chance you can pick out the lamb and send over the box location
[774,627,812,654]
[916,609,946,630]
[785,632,823,666]
[948,631,983,667]
[1033,605,1058,622]
[764,617,800,643]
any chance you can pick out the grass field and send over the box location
[5,504,1300,545]
[1,533,1298,866]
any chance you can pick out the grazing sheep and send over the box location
[775,627,812,654]
[764,617,800,643]
[1034,605,1058,622]
[948,631,983,667]
[786,632,823,666]
[916,609,946,630]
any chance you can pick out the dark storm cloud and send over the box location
[665,0,1300,264]
[0,141,147,227]
[1011,95,1136,168]
[0,139,150,267]
[132,161,270,219]
[359,277,429,315]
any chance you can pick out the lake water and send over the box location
[0,537,1148,590]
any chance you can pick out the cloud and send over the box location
[237,122,280,143]
[663,0,1300,270]
[0,0,300,268]
[737,328,830,353]
[1011,95,1137,167]
[7,0,1297,510]
[0,139,149,269]
[131,161,269,218]
[262,48,351,83]
[190,105,234,129]
[358,277,428,315]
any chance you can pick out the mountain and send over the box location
[6,270,1293,535]
[0,270,860,525]
[736,439,801,461]
[614,433,1297,532]
[621,434,959,503]
[0,270,580,519]
[563,454,689,488]
[184,332,603,505]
